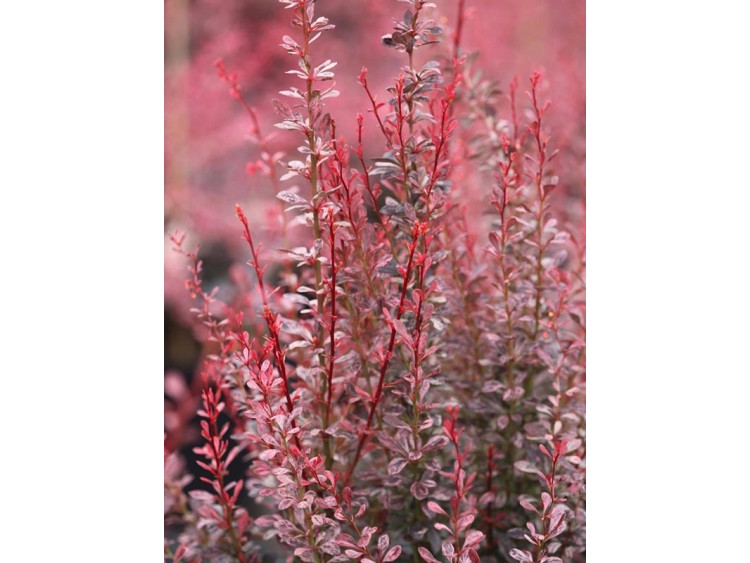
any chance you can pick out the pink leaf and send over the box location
[388,457,408,476]
[418,547,440,563]
[383,546,402,562]
[520,499,539,514]
[435,522,452,534]
[427,501,448,517]
[514,460,538,474]
[463,530,485,549]
[457,513,475,532]
[509,548,533,562]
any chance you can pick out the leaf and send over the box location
[388,457,408,476]
[566,438,582,453]
[482,380,504,393]
[514,460,539,474]
[391,317,413,348]
[509,548,533,562]
[278,497,295,510]
[423,435,449,451]
[457,513,475,531]
[442,542,455,558]
[383,546,402,562]
[418,547,440,563]
[463,530,485,549]
[287,340,311,350]
[172,544,186,563]
[320,542,341,556]
[372,157,401,169]
[188,490,213,501]
[507,528,528,540]
[426,501,448,517]
[411,481,430,500]
[281,321,313,341]
[548,510,567,539]
[259,448,278,461]
[519,499,539,514]
[478,491,495,507]
[277,190,307,205]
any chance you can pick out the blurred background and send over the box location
[164,0,584,475]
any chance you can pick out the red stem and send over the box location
[528,76,548,340]
[324,216,337,429]
[354,115,387,228]
[236,205,302,450]
[343,225,422,485]
[486,444,495,549]
[202,389,247,563]
[360,72,389,142]
[452,0,467,59]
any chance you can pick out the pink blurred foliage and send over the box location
[164,0,584,313]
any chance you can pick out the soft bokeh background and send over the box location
[164,0,585,454]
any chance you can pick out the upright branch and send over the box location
[511,440,569,563]
[323,209,338,431]
[527,72,554,340]
[344,221,424,485]
[169,232,231,363]
[277,0,339,459]
[235,204,302,451]
[420,407,484,563]
[489,135,520,388]
[194,382,249,563]
[452,0,467,59]
[214,59,296,287]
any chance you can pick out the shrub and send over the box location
[165,1,585,561]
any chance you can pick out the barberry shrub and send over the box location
[165,1,585,562]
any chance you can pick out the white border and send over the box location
[1,0,163,559]
[588,0,750,560]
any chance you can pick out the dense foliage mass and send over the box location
[165,1,585,561]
